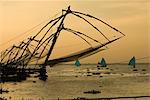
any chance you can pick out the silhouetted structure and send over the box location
[0,6,125,81]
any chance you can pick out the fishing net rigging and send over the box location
[0,11,61,48]
[0,6,125,69]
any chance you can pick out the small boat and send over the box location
[75,60,81,67]
[92,72,101,75]
[97,58,107,69]
[83,90,101,94]
[0,88,9,94]
[0,80,9,94]
[128,56,136,68]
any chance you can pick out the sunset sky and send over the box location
[0,0,149,63]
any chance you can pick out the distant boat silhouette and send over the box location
[97,58,107,68]
[0,81,9,94]
[75,60,81,67]
[0,88,9,94]
[128,56,136,68]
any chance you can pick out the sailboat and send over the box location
[128,56,136,68]
[75,60,81,67]
[97,58,107,68]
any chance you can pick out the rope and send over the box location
[0,12,60,47]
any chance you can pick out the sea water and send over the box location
[1,64,150,100]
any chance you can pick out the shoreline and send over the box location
[73,95,150,100]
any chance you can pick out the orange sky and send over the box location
[0,0,150,63]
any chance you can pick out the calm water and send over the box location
[1,64,150,100]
